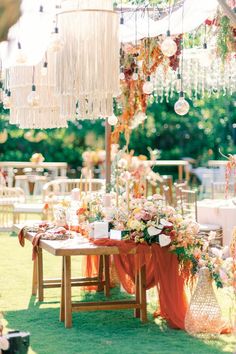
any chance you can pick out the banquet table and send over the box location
[14,224,147,329]
[197,199,236,245]
[145,160,190,181]
[0,162,68,187]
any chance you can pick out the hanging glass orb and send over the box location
[174,92,190,116]
[15,42,27,64]
[119,71,125,80]
[108,114,118,126]
[176,73,182,93]
[143,76,153,95]
[27,85,40,107]
[3,91,12,109]
[49,27,64,52]
[161,31,177,57]
[15,50,27,64]
[41,61,48,76]
[132,68,138,81]
[199,44,212,68]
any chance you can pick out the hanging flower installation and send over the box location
[112,35,183,144]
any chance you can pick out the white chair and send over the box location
[33,176,49,196]
[43,178,105,200]
[0,187,25,230]
[15,175,30,195]
[211,181,236,199]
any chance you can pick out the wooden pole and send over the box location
[105,118,111,193]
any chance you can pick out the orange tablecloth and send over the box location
[85,239,188,330]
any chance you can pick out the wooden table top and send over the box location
[13,223,136,257]
[0,162,67,168]
[145,160,189,166]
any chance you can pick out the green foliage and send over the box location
[0,94,235,171]
[125,93,236,165]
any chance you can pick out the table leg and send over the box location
[134,272,140,318]
[139,265,147,323]
[64,256,72,328]
[97,256,104,292]
[32,259,38,296]
[60,257,65,322]
[104,255,110,297]
[185,165,190,181]
[37,248,44,302]
[178,165,183,181]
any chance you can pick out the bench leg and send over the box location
[60,257,65,322]
[32,259,38,296]
[104,255,110,297]
[37,248,44,302]
[64,256,72,328]
[97,256,104,292]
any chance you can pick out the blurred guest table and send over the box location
[145,160,190,181]
[0,162,68,187]
[197,199,236,245]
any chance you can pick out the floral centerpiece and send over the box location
[30,153,45,163]
[113,195,202,274]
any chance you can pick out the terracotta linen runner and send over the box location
[86,239,188,330]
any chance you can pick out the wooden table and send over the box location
[208,160,228,167]
[0,162,68,187]
[145,160,190,181]
[15,225,147,328]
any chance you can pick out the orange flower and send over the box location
[77,208,87,215]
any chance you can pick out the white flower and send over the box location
[208,231,216,241]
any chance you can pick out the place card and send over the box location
[94,221,109,239]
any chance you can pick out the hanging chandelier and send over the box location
[6,54,68,129]
[56,0,120,120]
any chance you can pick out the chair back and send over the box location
[43,178,105,200]
[211,181,236,199]
[0,187,25,230]
[174,181,188,207]
[180,188,198,221]
[163,186,172,206]
[160,175,173,204]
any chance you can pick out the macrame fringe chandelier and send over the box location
[7,54,68,129]
[56,0,120,120]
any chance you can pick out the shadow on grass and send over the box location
[4,289,234,354]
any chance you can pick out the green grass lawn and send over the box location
[0,232,235,354]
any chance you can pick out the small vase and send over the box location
[185,267,223,337]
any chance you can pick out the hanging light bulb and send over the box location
[3,90,12,109]
[143,76,153,95]
[174,91,189,116]
[132,68,138,81]
[176,72,182,93]
[161,30,177,57]
[41,61,48,76]
[0,81,3,103]
[199,43,212,68]
[15,42,27,64]
[27,84,40,107]
[119,67,125,80]
[50,26,64,52]
[108,113,118,126]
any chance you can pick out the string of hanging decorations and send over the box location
[111,1,236,143]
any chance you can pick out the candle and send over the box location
[89,169,92,193]
[79,174,83,198]
[126,179,130,211]
[116,176,119,208]
[71,188,80,201]
[103,193,111,208]
[85,176,88,193]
